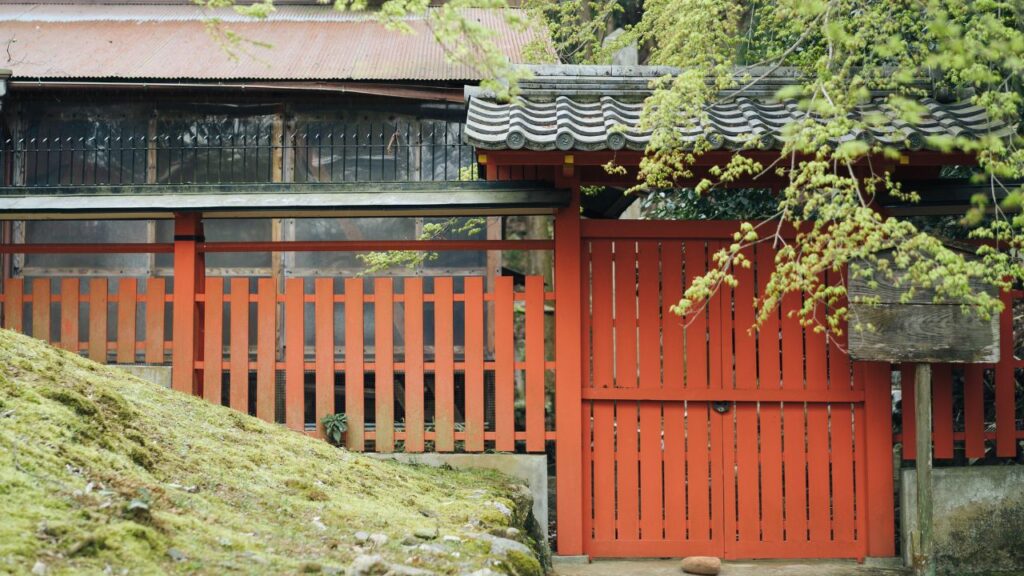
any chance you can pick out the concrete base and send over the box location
[116,365,172,388]
[366,452,548,536]
[902,465,1024,574]
[552,555,590,565]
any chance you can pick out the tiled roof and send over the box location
[0,6,539,82]
[464,65,1015,151]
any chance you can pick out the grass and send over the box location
[0,329,541,575]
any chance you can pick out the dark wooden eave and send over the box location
[0,181,568,219]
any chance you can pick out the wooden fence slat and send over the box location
[464,276,485,452]
[60,278,79,353]
[963,365,985,459]
[203,278,224,406]
[687,402,712,542]
[757,247,784,543]
[229,278,250,414]
[901,364,917,460]
[637,241,661,389]
[614,241,638,389]
[831,404,856,543]
[87,278,107,362]
[144,278,165,364]
[616,402,640,541]
[3,278,23,331]
[32,278,51,344]
[933,363,954,459]
[783,402,808,544]
[344,278,365,450]
[525,275,545,452]
[116,278,136,363]
[996,291,1015,457]
[662,241,684,389]
[285,278,304,431]
[404,278,425,453]
[590,241,614,389]
[684,241,708,389]
[663,400,685,541]
[374,278,395,452]
[314,278,335,438]
[434,277,455,452]
[256,277,276,422]
[494,276,515,452]
[593,401,615,541]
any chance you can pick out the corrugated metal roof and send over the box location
[465,65,1014,151]
[1,8,539,81]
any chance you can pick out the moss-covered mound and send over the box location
[0,329,542,576]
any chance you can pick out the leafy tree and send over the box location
[202,0,1024,340]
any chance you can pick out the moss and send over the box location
[498,550,544,576]
[0,328,542,575]
[937,498,1024,575]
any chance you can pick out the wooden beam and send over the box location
[913,363,935,576]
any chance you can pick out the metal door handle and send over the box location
[712,401,731,414]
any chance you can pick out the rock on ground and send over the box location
[681,556,721,575]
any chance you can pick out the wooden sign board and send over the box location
[847,250,1000,363]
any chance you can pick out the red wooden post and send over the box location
[861,360,895,557]
[555,178,583,556]
[171,213,205,394]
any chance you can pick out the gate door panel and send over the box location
[581,226,867,560]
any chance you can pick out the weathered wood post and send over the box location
[849,246,999,576]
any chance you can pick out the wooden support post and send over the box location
[171,213,205,394]
[554,177,583,556]
[913,363,935,576]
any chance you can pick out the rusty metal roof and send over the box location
[1,6,539,81]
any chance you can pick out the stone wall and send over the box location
[902,466,1024,575]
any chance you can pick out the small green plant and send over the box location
[321,413,348,446]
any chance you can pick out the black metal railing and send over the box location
[1,120,476,188]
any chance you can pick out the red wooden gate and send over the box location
[579,221,884,559]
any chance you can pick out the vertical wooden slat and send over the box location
[590,241,614,388]
[780,290,807,545]
[60,278,80,353]
[995,291,1016,457]
[661,399,684,542]
[525,275,546,452]
[662,241,684,388]
[87,278,107,362]
[229,278,250,414]
[285,278,304,431]
[636,241,663,541]
[804,299,831,544]
[4,278,24,332]
[593,400,616,541]
[901,364,917,460]
[116,278,136,362]
[615,402,640,541]
[494,276,515,452]
[314,278,335,437]
[374,278,395,452]
[614,241,638,390]
[830,404,856,543]
[32,278,51,344]
[757,247,784,544]
[932,363,955,459]
[963,365,985,459]
[733,249,759,546]
[404,278,425,453]
[463,276,485,452]
[202,278,224,406]
[344,278,365,450]
[684,241,708,389]
[144,278,165,364]
[256,277,276,422]
[687,402,712,543]
[434,277,455,452]
[862,361,895,556]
